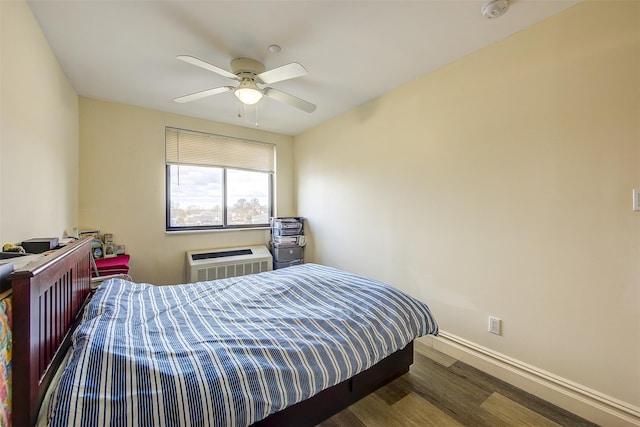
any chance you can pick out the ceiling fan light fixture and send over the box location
[234,80,263,105]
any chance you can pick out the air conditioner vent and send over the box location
[186,245,272,282]
[191,249,253,261]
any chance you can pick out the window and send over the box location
[166,127,274,231]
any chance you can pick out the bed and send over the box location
[8,238,438,426]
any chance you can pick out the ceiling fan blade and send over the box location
[263,87,316,113]
[257,63,307,85]
[174,86,233,103]
[176,55,238,80]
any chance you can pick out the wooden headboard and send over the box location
[8,237,93,426]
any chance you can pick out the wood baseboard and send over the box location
[419,331,640,427]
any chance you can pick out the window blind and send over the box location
[166,127,275,173]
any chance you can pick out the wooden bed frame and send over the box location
[8,237,414,426]
[9,236,93,427]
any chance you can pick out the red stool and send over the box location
[93,254,130,277]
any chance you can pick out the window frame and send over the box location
[165,128,275,232]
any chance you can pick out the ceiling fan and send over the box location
[174,55,316,113]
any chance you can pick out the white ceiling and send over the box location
[27,0,580,136]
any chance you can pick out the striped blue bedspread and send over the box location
[47,263,438,427]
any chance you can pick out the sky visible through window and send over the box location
[169,165,269,227]
[170,166,268,208]
[170,165,222,209]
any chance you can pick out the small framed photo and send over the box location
[103,242,117,258]
[103,233,113,243]
[116,245,126,255]
[80,229,100,240]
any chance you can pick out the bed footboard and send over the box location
[8,237,93,426]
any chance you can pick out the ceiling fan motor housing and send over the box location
[231,58,266,78]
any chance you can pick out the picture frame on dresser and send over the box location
[103,242,116,258]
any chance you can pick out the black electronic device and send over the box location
[22,237,59,254]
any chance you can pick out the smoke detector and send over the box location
[481,0,510,19]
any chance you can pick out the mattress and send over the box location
[46,263,438,426]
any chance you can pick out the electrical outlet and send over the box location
[633,189,640,212]
[488,316,501,335]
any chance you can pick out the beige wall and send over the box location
[0,1,79,244]
[79,97,295,285]
[295,0,639,411]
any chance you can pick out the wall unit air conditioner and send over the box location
[186,245,273,282]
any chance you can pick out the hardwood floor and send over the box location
[318,341,598,427]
